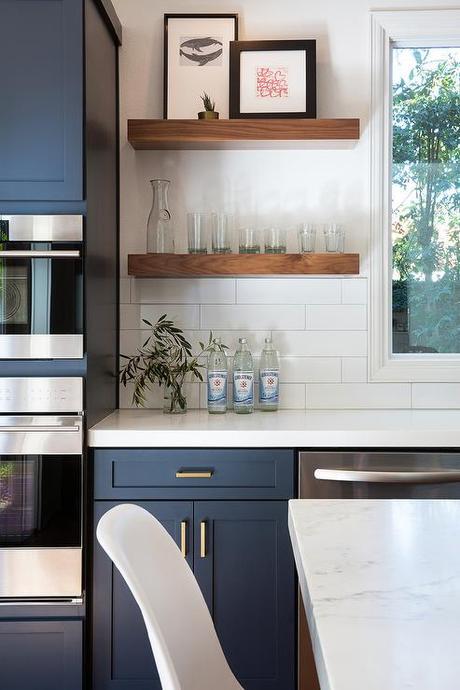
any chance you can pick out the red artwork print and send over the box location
[256,66,289,98]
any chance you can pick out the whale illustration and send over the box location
[181,37,223,53]
[180,37,223,66]
[180,47,223,66]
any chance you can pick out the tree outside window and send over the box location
[392,46,460,354]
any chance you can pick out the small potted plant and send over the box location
[120,314,227,414]
[198,92,219,120]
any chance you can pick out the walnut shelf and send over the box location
[128,253,360,277]
[128,118,360,150]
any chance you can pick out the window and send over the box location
[370,10,460,381]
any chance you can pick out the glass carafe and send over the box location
[147,179,174,253]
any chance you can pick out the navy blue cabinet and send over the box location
[92,450,297,690]
[93,501,194,690]
[194,501,296,690]
[0,0,83,202]
[0,619,82,690]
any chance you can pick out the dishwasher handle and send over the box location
[314,468,460,484]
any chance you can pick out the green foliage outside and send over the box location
[392,47,460,353]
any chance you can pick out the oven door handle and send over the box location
[314,468,460,484]
[0,250,80,258]
[0,425,80,433]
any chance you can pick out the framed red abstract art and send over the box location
[229,40,316,119]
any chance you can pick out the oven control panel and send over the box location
[0,378,83,414]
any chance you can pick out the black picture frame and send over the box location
[229,39,316,119]
[164,13,239,120]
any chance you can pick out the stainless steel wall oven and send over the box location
[0,378,83,601]
[0,215,83,359]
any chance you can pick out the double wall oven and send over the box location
[0,215,83,359]
[0,378,83,601]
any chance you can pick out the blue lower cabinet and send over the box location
[0,619,82,690]
[93,501,193,690]
[93,498,296,690]
[194,501,296,690]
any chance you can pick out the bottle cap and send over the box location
[264,337,272,344]
[239,337,247,344]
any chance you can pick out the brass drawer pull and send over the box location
[180,520,187,558]
[176,470,213,479]
[200,521,207,558]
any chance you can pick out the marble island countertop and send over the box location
[88,408,460,447]
[289,499,460,690]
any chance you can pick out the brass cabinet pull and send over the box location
[175,470,213,479]
[180,521,187,558]
[200,521,207,558]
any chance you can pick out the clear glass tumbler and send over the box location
[239,228,261,254]
[323,224,345,252]
[298,224,317,253]
[211,213,233,254]
[187,212,209,254]
[264,227,287,254]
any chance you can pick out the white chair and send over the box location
[96,503,244,690]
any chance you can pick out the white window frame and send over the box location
[370,9,460,382]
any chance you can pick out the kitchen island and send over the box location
[289,499,460,690]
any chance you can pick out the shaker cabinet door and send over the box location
[93,501,194,690]
[0,0,83,201]
[193,501,297,690]
[0,620,82,690]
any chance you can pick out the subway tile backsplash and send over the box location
[119,276,459,410]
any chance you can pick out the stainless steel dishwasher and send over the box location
[297,451,460,690]
[299,451,460,499]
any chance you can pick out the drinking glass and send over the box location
[323,223,345,252]
[298,224,317,253]
[239,228,261,254]
[187,212,209,254]
[264,227,287,254]
[211,213,233,254]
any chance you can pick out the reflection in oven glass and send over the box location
[0,266,28,326]
[0,458,37,543]
[0,456,80,547]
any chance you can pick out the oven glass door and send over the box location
[0,242,83,358]
[300,452,460,499]
[0,454,81,548]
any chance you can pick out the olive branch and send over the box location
[120,314,227,412]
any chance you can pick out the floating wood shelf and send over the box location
[127,118,360,150]
[128,253,360,277]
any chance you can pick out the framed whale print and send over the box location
[164,14,239,119]
[230,40,316,119]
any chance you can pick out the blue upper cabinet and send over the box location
[0,0,83,201]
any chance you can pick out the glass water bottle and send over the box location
[147,179,174,253]
[233,338,254,414]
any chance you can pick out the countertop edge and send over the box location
[88,429,460,448]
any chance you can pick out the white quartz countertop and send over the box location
[289,499,460,690]
[88,408,460,447]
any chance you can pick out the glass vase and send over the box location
[147,179,174,253]
[163,384,187,414]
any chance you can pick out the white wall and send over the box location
[114,0,460,410]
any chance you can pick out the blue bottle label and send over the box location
[259,369,279,404]
[233,371,254,406]
[207,371,228,406]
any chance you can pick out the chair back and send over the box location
[97,503,243,690]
